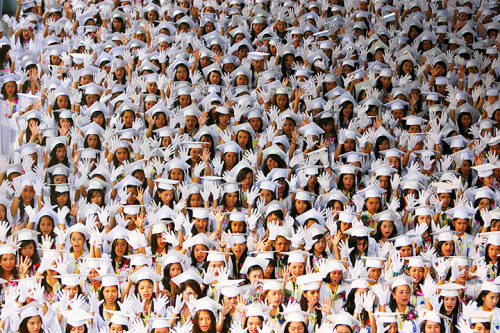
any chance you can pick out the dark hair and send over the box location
[309,234,327,257]
[230,247,248,278]
[373,136,389,160]
[243,316,264,330]
[376,75,393,93]
[86,189,105,207]
[397,59,416,80]
[263,210,284,231]
[280,53,295,79]
[220,190,242,210]
[19,239,40,266]
[151,233,169,255]
[200,134,216,159]
[111,16,126,33]
[299,291,323,327]
[98,285,120,318]
[338,101,354,128]
[389,285,414,312]
[111,238,130,271]
[190,244,208,267]
[236,167,254,187]
[0,45,11,71]
[337,174,356,196]
[175,279,203,303]
[19,316,44,333]
[153,188,175,208]
[348,236,368,267]
[373,219,397,242]
[262,154,286,175]
[457,112,472,138]
[66,324,88,333]
[436,240,455,257]
[290,199,312,218]
[362,197,383,214]
[225,219,248,234]
[134,279,156,301]
[193,310,217,333]
[50,191,71,218]
[476,290,500,308]
[342,288,358,315]
[283,322,308,333]
[162,262,183,293]
[323,269,343,284]
[25,118,40,142]
[439,295,460,330]
[207,71,223,86]
[472,322,491,330]
[1,79,18,100]
[84,134,102,150]
[243,265,264,285]
[235,129,253,151]
[0,253,19,279]
[62,284,83,295]
[419,320,445,333]
[36,216,56,243]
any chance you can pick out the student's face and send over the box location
[452,218,468,234]
[288,262,304,278]
[21,242,35,258]
[182,286,198,301]
[26,316,42,333]
[64,285,79,299]
[443,296,457,314]
[482,292,500,310]
[103,286,119,304]
[274,236,289,253]
[137,280,154,300]
[70,232,85,252]
[392,285,411,306]
[408,266,424,283]
[246,317,263,333]
[0,254,15,272]
[197,310,212,333]
[265,289,283,307]
[39,217,54,236]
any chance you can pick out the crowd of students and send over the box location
[1,0,500,332]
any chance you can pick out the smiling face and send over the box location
[0,254,15,272]
[193,244,208,263]
[246,316,263,333]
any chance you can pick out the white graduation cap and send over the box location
[61,308,93,327]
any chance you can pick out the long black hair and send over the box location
[48,143,69,168]
[373,219,397,242]
[111,238,130,271]
[262,154,286,175]
[19,316,44,333]
[347,236,368,266]
[439,295,460,330]
[476,290,500,308]
[162,262,183,294]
